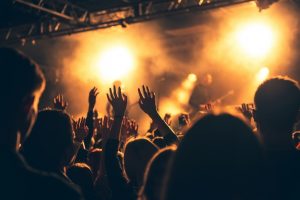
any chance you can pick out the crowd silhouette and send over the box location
[0,47,300,200]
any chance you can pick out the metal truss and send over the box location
[1,0,261,45]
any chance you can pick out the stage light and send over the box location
[188,73,197,82]
[256,67,269,83]
[236,22,274,58]
[177,91,188,104]
[98,45,134,82]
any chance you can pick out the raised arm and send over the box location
[102,85,134,199]
[71,117,88,163]
[84,87,99,149]
[106,85,127,140]
[138,85,178,145]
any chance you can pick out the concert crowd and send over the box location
[1,47,300,200]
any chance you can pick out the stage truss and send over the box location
[0,0,280,45]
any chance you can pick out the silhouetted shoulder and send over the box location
[0,151,84,200]
[27,168,84,200]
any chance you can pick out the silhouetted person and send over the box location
[139,147,175,200]
[189,73,213,111]
[164,114,267,200]
[253,76,300,199]
[0,48,83,199]
[124,138,159,189]
[67,163,98,200]
[21,109,76,182]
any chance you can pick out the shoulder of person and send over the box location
[26,166,84,200]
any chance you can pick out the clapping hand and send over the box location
[53,94,68,111]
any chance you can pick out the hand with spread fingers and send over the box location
[53,94,68,111]
[138,85,178,145]
[96,115,112,143]
[73,117,89,143]
[107,85,127,117]
[89,87,99,111]
[128,120,139,137]
[138,85,157,117]
[239,103,253,121]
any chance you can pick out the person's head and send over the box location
[88,148,103,178]
[66,162,96,200]
[164,113,265,200]
[0,48,45,145]
[253,77,300,136]
[21,109,74,172]
[67,163,94,190]
[124,138,159,187]
[201,73,213,86]
[139,147,176,200]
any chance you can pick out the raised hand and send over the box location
[89,87,99,111]
[178,113,190,127]
[164,113,172,126]
[128,120,139,137]
[138,85,157,117]
[121,118,139,139]
[107,85,127,117]
[95,115,112,143]
[238,103,253,121]
[204,103,213,113]
[73,117,89,143]
[53,94,68,111]
[138,85,178,145]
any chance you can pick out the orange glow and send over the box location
[188,73,197,82]
[256,67,270,83]
[235,22,275,58]
[159,99,182,115]
[97,45,134,82]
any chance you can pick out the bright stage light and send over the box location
[188,73,197,82]
[98,46,134,82]
[236,23,274,58]
[256,67,269,83]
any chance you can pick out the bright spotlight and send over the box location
[236,23,274,58]
[98,46,134,82]
[256,67,269,83]
[188,73,197,82]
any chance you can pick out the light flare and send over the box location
[256,67,270,83]
[236,22,275,58]
[97,45,134,82]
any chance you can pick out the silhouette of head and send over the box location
[140,147,175,200]
[254,77,300,134]
[67,163,95,200]
[0,48,45,144]
[67,163,94,190]
[164,114,265,200]
[124,138,158,187]
[21,109,74,172]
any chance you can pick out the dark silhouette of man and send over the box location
[253,76,300,199]
[0,48,84,199]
